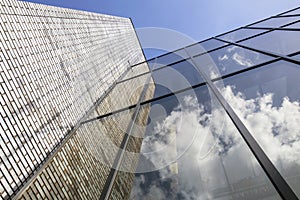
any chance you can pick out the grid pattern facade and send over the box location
[79,6,300,200]
[123,7,300,200]
[2,1,300,200]
[0,0,148,199]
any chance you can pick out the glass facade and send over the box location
[127,7,300,200]
[1,1,300,200]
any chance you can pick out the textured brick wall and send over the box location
[0,0,147,198]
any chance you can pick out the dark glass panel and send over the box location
[240,30,300,55]
[121,59,205,103]
[150,59,204,99]
[214,60,300,198]
[154,49,189,68]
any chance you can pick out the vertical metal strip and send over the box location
[184,48,298,200]
[100,59,155,200]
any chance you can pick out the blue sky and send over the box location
[23,0,300,58]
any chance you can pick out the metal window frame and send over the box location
[99,75,153,200]
[184,47,299,200]
[82,48,300,124]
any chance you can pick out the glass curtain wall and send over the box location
[126,7,300,200]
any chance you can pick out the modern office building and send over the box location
[128,7,300,200]
[1,0,300,199]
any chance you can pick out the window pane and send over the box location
[292,53,300,60]
[240,30,300,55]
[150,59,204,99]
[85,73,152,120]
[214,60,300,198]
[285,21,300,28]
[193,45,272,79]
[154,49,189,67]
[218,28,266,42]
[186,39,226,57]
[281,8,300,16]
[129,85,281,199]
[122,62,150,80]
[250,17,300,28]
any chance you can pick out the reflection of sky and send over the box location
[220,61,300,106]
[194,45,272,77]
[130,60,300,199]
[217,61,300,198]
[241,30,300,55]
[131,89,283,199]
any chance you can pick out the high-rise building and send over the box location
[1,0,300,199]
[0,0,154,199]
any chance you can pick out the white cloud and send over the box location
[232,52,253,67]
[227,46,238,53]
[132,85,300,199]
[222,86,300,166]
[218,54,229,61]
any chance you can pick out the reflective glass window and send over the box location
[122,62,150,80]
[285,21,300,28]
[250,17,300,28]
[150,59,204,98]
[240,30,300,55]
[292,53,300,60]
[129,85,281,200]
[281,8,300,16]
[186,39,226,57]
[218,28,266,42]
[85,73,151,120]
[193,45,272,79]
[154,49,189,68]
[214,61,300,198]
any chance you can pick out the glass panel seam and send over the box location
[214,37,300,65]
[184,47,299,200]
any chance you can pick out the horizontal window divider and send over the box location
[275,14,300,18]
[217,20,299,44]
[84,53,297,124]
[82,80,207,124]
[119,44,232,84]
[277,7,300,16]
[214,37,300,65]
[245,27,300,31]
